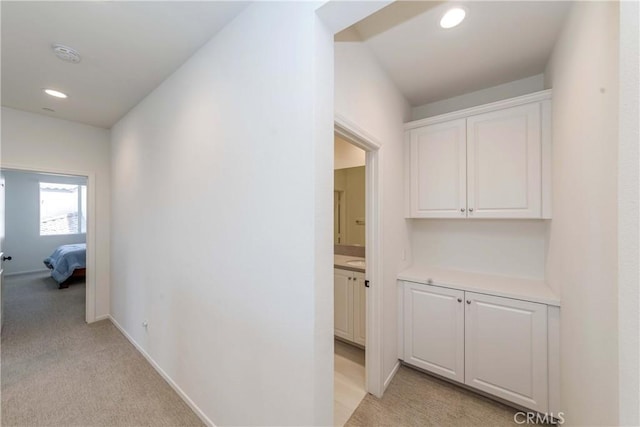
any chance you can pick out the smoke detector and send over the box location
[52,44,81,63]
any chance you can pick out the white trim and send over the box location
[541,99,553,219]
[548,306,561,415]
[397,280,404,361]
[383,360,401,391]
[108,316,216,427]
[0,163,98,323]
[404,90,552,130]
[5,268,50,277]
[335,117,384,398]
[94,314,110,322]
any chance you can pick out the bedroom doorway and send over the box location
[0,165,96,325]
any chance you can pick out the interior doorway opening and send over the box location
[0,165,97,325]
[333,118,383,425]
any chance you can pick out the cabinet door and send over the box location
[334,269,354,341]
[465,292,548,412]
[404,282,465,382]
[466,103,542,218]
[410,119,467,218]
[353,272,366,346]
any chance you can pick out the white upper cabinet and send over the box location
[405,91,552,219]
[467,104,541,218]
[410,119,467,218]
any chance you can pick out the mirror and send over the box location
[334,166,365,246]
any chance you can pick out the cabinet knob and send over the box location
[348,277,352,281]
[457,298,462,303]
[460,208,465,213]
[469,208,474,213]
[466,300,471,304]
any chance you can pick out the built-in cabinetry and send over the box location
[398,268,560,414]
[334,268,366,346]
[404,91,552,219]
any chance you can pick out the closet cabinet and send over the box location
[401,279,556,413]
[334,268,366,346]
[405,91,552,219]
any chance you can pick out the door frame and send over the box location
[335,115,384,397]
[0,163,97,324]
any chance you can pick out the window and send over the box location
[40,183,87,235]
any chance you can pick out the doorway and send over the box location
[333,118,382,425]
[0,165,97,324]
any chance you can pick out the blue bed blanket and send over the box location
[43,243,86,283]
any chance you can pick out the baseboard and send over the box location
[5,269,49,277]
[93,314,110,322]
[107,316,216,427]
[383,360,401,391]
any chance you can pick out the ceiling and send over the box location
[339,1,571,107]
[1,1,249,128]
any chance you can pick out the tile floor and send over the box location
[333,339,366,426]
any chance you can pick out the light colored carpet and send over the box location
[1,272,203,427]
[346,365,523,427]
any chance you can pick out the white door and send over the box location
[464,292,548,412]
[410,119,467,218]
[403,282,465,382]
[334,268,354,341]
[466,103,542,218]
[353,271,366,346]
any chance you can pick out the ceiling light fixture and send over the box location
[440,7,466,29]
[52,44,81,63]
[43,89,68,99]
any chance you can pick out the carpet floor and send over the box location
[1,272,203,427]
[345,365,522,427]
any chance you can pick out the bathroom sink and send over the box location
[346,259,366,267]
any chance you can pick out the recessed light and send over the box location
[440,7,466,29]
[43,89,68,99]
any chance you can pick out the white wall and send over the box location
[411,220,548,280]
[618,1,640,424]
[110,3,333,425]
[1,107,111,319]
[335,40,412,386]
[544,2,620,424]
[3,170,86,275]
[411,74,545,120]
[335,134,365,169]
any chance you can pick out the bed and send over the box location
[43,243,86,289]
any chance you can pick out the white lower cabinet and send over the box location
[353,273,366,346]
[404,282,464,382]
[334,269,353,341]
[465,292,548,413]
[334,268,365,346]
[402,281,555,413]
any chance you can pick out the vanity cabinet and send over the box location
[405,91,551,219]
[334,268,366,346]
[400,278,557,413]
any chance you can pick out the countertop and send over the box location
[399,265,560,306]
[334,254,365,273]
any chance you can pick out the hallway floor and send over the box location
[1,272,202,427]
